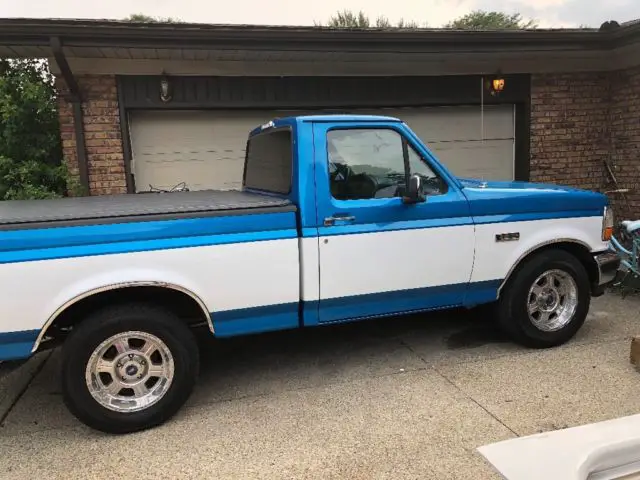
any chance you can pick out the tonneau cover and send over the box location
[0,190,293,226]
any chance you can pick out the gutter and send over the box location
[0,18,619,53]
[49,36,89,194]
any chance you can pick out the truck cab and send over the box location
[248,114,617,325]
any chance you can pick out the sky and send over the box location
[0,0,638,29]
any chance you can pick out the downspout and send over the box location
[49,36,89,194]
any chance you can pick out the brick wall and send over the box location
[56,75,127,196]
[530,72,610,192]
[610,66,640,219]
[530,69,640,220]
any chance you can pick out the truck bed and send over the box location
[0,190,295,230]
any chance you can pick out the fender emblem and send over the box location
[496,232,520,242]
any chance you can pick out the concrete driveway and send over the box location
[1,294,640,479]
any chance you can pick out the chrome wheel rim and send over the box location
[85,331,175,413]
[527,269,579,332]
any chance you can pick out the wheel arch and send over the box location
[32,282,213,354]
[497,239,599,298]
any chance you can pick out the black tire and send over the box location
[496,249,591,349]
[61,303,199,434]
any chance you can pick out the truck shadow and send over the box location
[198,305,507,354]
[193,306,509,391]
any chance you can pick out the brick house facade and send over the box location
[610,66,640,217]
[531,67,640,219]
[56,76,126,196]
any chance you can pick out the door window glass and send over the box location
[327,128,446,200]
[406,143,449,196]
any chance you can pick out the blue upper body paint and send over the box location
[0,115,610,360]
[460,178,607,217]
[0,211,299,264]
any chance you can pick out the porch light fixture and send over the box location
[492,77,505,93]
[160,75,173,103]
[487,71,506,97]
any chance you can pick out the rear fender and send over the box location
[33,269,212,353]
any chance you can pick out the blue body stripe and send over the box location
[316,280,501,324]
[0,212,297,251]
[301,210,601,238]
[0,330,39,361]
[213,302,300,337]
[473,210,602,225]
[209,279,502,334]
[0,229,298,264]
[0,212,298,264]
[319,216,472,236]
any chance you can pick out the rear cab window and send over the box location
[243,128,293,195]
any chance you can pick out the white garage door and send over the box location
[129,110,280,192]
[128,105,514,192]
[366,105,515,181]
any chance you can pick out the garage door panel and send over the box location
[129,105,516,192]
[130,111,259,192]
[130,110,308,192]
[135,157,243,191]
[133,150,245,191]
[362,105,514,142]
[430,140,514,181]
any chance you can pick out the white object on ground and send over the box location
[478,413,640,480]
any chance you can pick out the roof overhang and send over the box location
[0,18,639,76]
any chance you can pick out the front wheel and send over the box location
[497,249,591,349]
[61,303,199,434]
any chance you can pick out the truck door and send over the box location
[312,121,477,324]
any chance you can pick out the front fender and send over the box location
[470,215,606,286]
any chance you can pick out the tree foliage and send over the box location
[319,9,537,30]
[124,13,184,23]
[0,59,70,200]
[319,10,425,29]
[444,10,538,30]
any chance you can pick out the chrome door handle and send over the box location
[324,215,356,226]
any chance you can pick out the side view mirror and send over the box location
[402,174,426,204]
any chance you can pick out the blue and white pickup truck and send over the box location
[0,114,620,433]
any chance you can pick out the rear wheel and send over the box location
[61,303,199,434]
[497,249,591,349]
